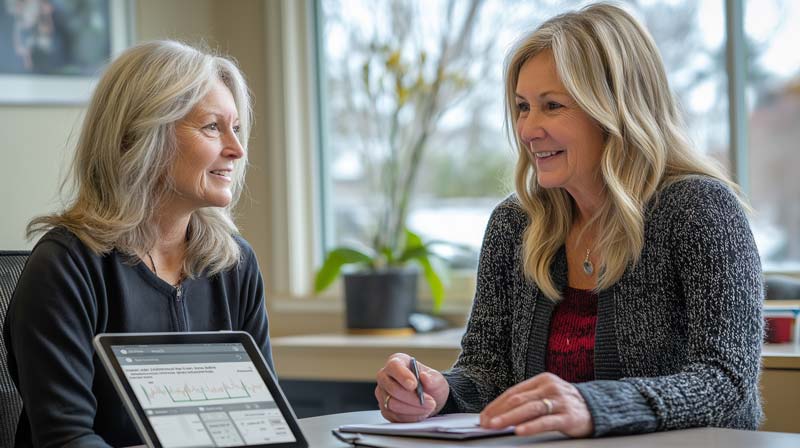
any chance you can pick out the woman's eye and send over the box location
[233,125,241,134]
[204,123,219,131]
[516,102,529,113]
[546,101,563,110]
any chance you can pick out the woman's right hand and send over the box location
[375,352,450,422]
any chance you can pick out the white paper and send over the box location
[339,413,514,438]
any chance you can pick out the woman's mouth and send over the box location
[209,169,231,180]
[533,150,565,159]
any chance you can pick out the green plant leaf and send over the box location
[397,228,444,311]
[415,253,445,313]
[379,246,395,266]
[404,228,424,249]
[314,248,374,293]
[398,246,428,263]
[398,228,429,262]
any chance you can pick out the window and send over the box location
[745,0,800,270]
[282,0,797,302]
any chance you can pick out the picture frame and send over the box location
[0,0,134,105]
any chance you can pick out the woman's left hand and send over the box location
[479,372,593,438]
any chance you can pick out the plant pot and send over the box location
[343,268,417,334]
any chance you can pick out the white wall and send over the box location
[0,106,83,249]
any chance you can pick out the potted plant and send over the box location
[314,228,443,332]
[314,0,484,332]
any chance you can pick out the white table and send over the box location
[299,410,800,448]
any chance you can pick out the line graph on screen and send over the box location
[123,362,273,408]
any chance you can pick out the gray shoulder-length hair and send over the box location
[504,3,742,300]
[28,40,253,277]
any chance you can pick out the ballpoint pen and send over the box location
[409,357,424,405]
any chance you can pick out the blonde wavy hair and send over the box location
[28,40,252,277]
[505,3,742,300]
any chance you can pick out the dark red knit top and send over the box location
[545,286,598,383]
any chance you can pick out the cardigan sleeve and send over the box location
[6,239,112,448]
[575,178,763,436]
[440,199,523,413]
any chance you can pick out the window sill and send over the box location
[266,295,471,337]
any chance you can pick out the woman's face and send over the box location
[170,78,244,212]
[515,50,605,199]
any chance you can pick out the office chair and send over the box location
[0,251,28,448]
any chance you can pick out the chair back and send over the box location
[0,251,28,448]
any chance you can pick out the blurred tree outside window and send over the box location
[316,0,797,286]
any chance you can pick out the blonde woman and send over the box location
[4,41,270,447]
[375,3,762,438]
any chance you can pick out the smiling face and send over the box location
[169,78,244,213]
[515,50,606,201]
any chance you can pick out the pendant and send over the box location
[582,259,594,275]
[582,248,594,275]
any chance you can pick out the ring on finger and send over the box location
[384,394,392,410]
[541,398,554,415]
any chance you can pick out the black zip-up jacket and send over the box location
[4,227,273,447]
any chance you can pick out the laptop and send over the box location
[94,331,307,448]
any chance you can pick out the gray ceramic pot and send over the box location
[343,268,418,330]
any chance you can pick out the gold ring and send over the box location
[542,398,553,415]
[383,394,392,410]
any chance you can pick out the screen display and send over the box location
[112,343,296,447]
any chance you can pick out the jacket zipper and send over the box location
[175,284,187,331]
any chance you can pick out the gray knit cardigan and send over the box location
[441,176,764,436]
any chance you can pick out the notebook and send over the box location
[94,331,307,448]
[337,413,515,440]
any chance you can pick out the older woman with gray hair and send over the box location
[4,40,270,447]
[375,3,762,438]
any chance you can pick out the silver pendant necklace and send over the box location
[582,248,594,276]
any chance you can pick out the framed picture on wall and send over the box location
[0,0,134,104]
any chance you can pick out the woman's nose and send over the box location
[519,113,546,144]
[223,131,245,159]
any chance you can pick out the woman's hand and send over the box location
[375,353,450,422]
[480,372,593,437]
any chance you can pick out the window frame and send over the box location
[263,0,322,300]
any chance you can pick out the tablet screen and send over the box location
[110,342,296,447]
